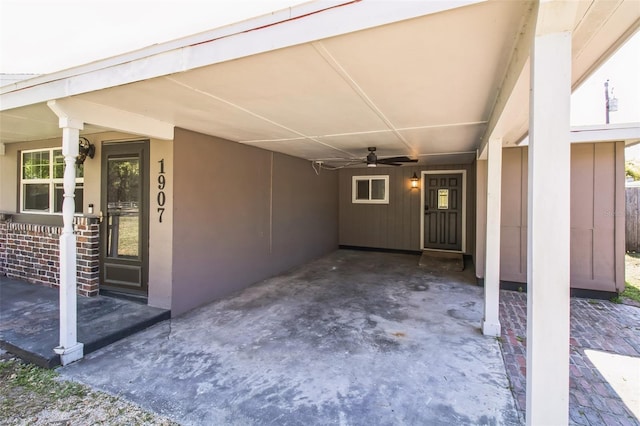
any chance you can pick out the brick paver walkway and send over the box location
[499,291,640,425]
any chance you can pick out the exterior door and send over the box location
[100,141,149,294]
[424,173,463,251]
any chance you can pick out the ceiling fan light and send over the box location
[366,151,377,165]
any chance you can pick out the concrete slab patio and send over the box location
[60,250,521,425]
[0,276,170,368]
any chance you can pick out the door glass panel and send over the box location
[438,189,449,209]
[107,157,140,259]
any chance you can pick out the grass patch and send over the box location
[0,359,87,400]
[622,280,640,303]
[0,357,178,424]
[623,253,640,303]
[0,358,88,420]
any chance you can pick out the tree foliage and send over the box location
[626,160,640,181]
[107,159,140,204]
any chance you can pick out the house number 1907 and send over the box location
[157,159,166,223]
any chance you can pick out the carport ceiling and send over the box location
[76,0,527,164]
[1,0,639,166]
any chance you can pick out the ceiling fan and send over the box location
[364,147,418,167]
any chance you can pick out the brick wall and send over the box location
[0,214,100,297]
[0,214,7,274]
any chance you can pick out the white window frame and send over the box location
[352,175,389,204]
[20,148,84,214]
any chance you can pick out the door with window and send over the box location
[424,173,463,251]
[100,141,149,294]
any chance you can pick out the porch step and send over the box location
[418,251,464,272]
[0,276,170,369]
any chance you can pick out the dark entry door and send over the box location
[100,141,149,294]
[424,173,463,251]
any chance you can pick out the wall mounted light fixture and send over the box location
[410,172,419,189]
[77,137,96,165]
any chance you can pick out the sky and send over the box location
[0,0,306,73]
[570,33,640,126]
[1,0,638,155]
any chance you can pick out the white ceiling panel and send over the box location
[2,0,638,166]
[0,103,109,142]
[244,138,352,161]
[399,124,486,154]
[167,43,390,137]
[306,131,413,160]
[571,0,640,87]
[78,78,303,142]
[319,1,529,129]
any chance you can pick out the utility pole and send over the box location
[604,79,618,124]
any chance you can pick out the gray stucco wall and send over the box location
[338,163,476,254]
[171,128,338,316]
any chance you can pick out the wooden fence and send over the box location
[627,186,640,252]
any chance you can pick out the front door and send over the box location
[424,173,463,251]
[100,141,149,294]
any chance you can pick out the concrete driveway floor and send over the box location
[60,250,521,425]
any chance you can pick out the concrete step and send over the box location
[0,276,170,368]
[418,250,465,272]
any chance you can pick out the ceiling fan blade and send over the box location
[378,156,418,164]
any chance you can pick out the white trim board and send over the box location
[0,1,483,111]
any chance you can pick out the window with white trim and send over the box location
[20,148,84,214]
[352,175,389,204]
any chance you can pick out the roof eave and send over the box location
[0,0,484,111]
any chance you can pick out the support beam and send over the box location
[482,137,502,337]
[475,155,487,280]
[48,98,173,140]
[48,102,84,365]
[479,1,536,156]
[526,27,573,426]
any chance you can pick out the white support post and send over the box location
[526,31,572,425]
[52,116,84,365]
[482,137,502,337]
[475,158,487,280]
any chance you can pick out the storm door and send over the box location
[423,173,463,251]
[100,141,149,294]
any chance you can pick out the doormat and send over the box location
[418,251,464,272]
